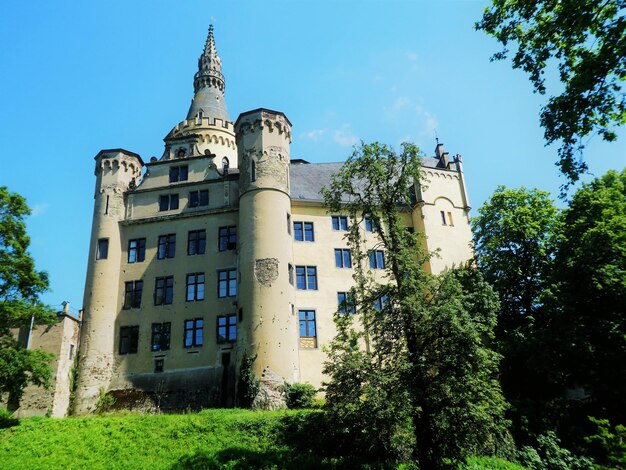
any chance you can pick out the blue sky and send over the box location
[1,0,624,313]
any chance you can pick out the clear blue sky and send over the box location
[1,0,624,313]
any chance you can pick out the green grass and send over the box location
[0,409,527,469]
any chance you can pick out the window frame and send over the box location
[295,266,318,290]
[123,280,143,309]
[187,230,206,255]
[159,194,179,211]
[189,189,209,208]
[119,325,139,355]
[369,250,386,269]
[298,310,317,348]
[185,273,205,302]
[293,221,315,242]
[151,322,171,352]
[169,165,189,183]
[157,234,176,260]
[217,268,237,298]
[331,215,348,231]
[96,238,109,260]
[154,276,174,305]
[217,314,237,344]
[184,318,204,348]
[337,291,357,314]
[218,226,237,251]
[128,238,146,263]
[334,248,352,268]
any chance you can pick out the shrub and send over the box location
[280,382,316,409]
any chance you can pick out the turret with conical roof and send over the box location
[186,25,229,122]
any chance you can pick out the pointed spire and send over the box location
[186,25,229,121]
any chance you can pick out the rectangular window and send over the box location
[169,165,188,183]
[298,310,317,348]
[440,210,447,225]
[218,269,237,297]
[187,230,206,255]
[331,215,348,231]
[119,325,139,355]
[123,280,143,309]
[189,190,209,208]
[186,273,205,301]
[217,314,237,343]
[158,234,176,259]
[295,266,318,290]
[251,160,256,182]
[154,276,174,305]
[128,238,146,263]
[154,359,164,373]
[293,222,314,242]
[96,238,109,260]
[218,226,237,251]
[184,318,203,348]
[365,216,380,233]
[338,291,356,314]
[374,294,389,311]
[288,263,294,285]
[151,322,171,352]
[447,211,454,226]
[369,250,385,269]
[159,194,179,211]
[287,213,291,235]
[334,248,352,268]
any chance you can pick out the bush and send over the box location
[281,382,316,409]
[0,408,18,429]
[518,431,594,470]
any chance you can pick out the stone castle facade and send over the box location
[69,26,474,414]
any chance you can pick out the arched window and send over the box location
[177,149,186,159]
[222,157,229,173]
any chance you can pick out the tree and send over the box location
[546,169,626,425]
[322,142,510,468]
[477,1,626,189]
[0,187,56,402]
[472,186,558,336]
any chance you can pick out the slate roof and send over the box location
[289,157,452,202]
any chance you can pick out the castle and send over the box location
[69,26,474,414]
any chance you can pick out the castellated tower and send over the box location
[235,109,300,405]
[75,150,143,414]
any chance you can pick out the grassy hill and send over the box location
[0,409,527,469]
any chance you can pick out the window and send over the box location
[187,230,206,255]
[154,276,174,305]
[154,359,164,373]
[287,213,291,235]
[374,294,389,311]
[331,215,348,231]
[294,222,314,242]
[298,310,317,348]
[222,157,229,173]
[218,269,237,297]
[151,322,171,351]
[119,326,139,355]
[123,280,143,309]
[288,263,294,285]
[158,234,176,259]
[334,248,352,268]
[184,318,203,348]
[296,266,318,290]
[128,238,146,263]
[369,250,385,269]
[159,194,179,211]
[169,165,188,183]
[365,216,380,233]
[447,211,454,226]
[217,314,237,343]
[251,160,256,182]
[186,273,205,301]
[218,226,237,251]
[189,190,209,208]
[96,238,108,260]
[337,291,356,314]
[440,211,447,225]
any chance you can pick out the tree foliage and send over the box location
[322,142,510,468]
[0,187,56,401]
[477,0,626,188]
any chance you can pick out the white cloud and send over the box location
[31,203,49,217]
[392,96,410,112]
[334,128,358,147]
[405,51,418,62]
[415,105,439,138]
[302,129,326,141]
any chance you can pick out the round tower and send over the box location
[74,149,142,414]
[235,109,299,407]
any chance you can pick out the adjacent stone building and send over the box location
[73,26,474,414]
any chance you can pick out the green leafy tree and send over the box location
[477,1,626,189]
[546,169,626,425]
[0,187,56,402]
[322,142,510,468]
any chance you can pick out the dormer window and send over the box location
[177,149,186,159]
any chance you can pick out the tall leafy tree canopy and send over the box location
[0,187,56,401]
[322,142,509,468]
[477,0,626,189]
